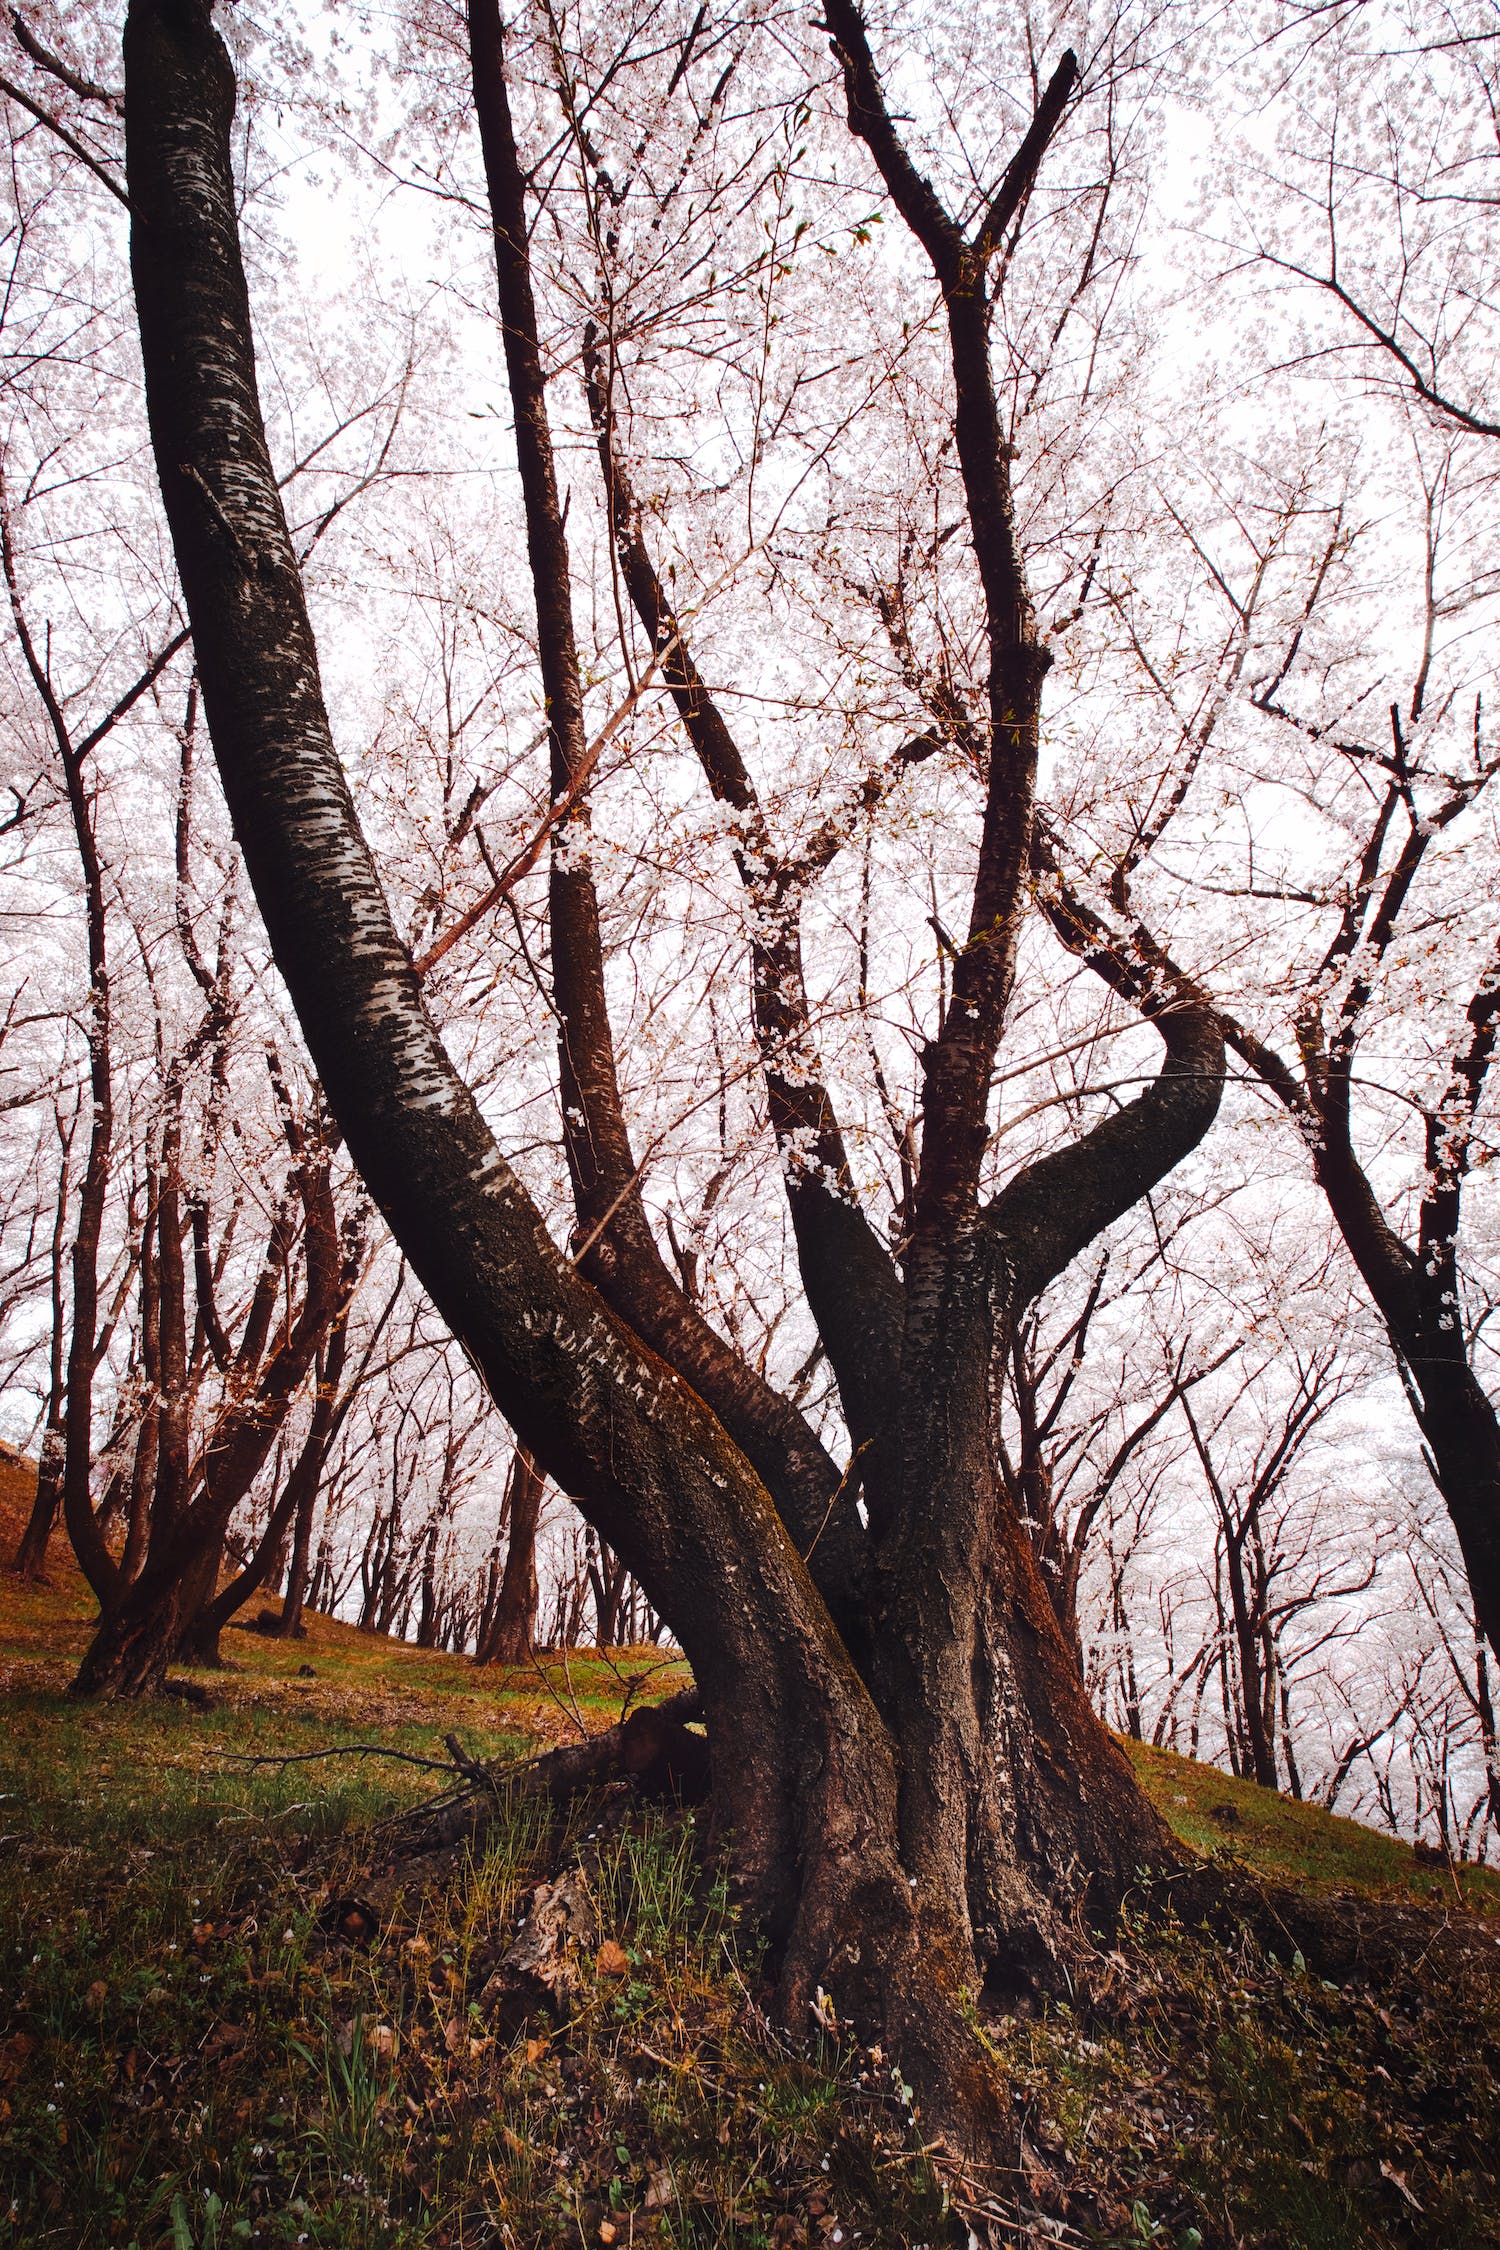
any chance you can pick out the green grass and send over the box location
[0,1688,953,2247]
[990,1901,1500,2249]
[1127,1736,1500,1914]
[2,1485,1499,2249]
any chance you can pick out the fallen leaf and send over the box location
[1380,2161,1424,2212]
[595,1939,630,1979]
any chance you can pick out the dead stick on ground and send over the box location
[443,1731,498,1790]
[213,1742,491,1777]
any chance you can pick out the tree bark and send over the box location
[182,1295,353,1659]
[475,1447,543,1666]
[120,0,1229,2163]
[70,1146,343,1695]
[11,1117,74,1579]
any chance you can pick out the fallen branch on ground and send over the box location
[214,1741,480,1777]
[211,1688,708,1859]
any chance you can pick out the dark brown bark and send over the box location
[120,2,1011,2157]
[415,1518,441,1648]
[554,0,1202,1969]
[475,1446,543,1666]
[11,1115,72,1576]
[70,1136,345,1695]
[466,2,868,1637]
[120,0,1229,2164]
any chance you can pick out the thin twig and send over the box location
[527,1643,591,1740]
[213,1741,466,1776]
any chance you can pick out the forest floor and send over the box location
[2,1452,1499,2249]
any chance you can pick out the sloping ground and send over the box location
[1127,1735,1500,1915]
[2,1441,1488,1913]
[0,1442,688,1743]
[2,1457,1499,2244]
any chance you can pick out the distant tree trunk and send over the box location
[69,1144,344,1697]
[473,1545,500,1657]
[13,1427,65,1581]
[278,1487,318,1638]
[278,1431,335,1640]
[1279,1674,1304,1801]
[23,546,120,1625]
[415,1519,441,1648]
[183,1308,352,1660]
[372,1488,406,1636]
[306,1535,334,1620]
[1222,1525,1276,1789]
[475,1448,543,1666]
[587,1528,629,1647]
[12,1113,75,1579]
[255,1436,294,1593]
[1129,771,1500,1660]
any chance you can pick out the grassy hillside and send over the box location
[2,1457,1498,2247]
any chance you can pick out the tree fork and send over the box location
[120,0,1022,2165]
[466,0,869,1638]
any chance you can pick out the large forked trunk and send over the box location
[118,4,1007,2154]
[181,1303,355,1662]
[120,0,1225,2167]
[70,1092,346,1694]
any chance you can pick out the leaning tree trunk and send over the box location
[184,1308,352,1658]
[120,0,1229,2165]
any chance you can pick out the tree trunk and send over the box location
[12,1117,74,1579]
[1203,945,1500,1658]
[70,1578,194,1699]
[588,1530,629,1647]
[71,1126,343,1693]
[13,1425,64,1580]
[120,0,1227,2163]
[278,1437,325,1638]
[173,1536,228,1667]
[1408,1354,1500,1654]
[188,1312,352,1652]
[415,1520,441,1648]
[475,1447,543,1666]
